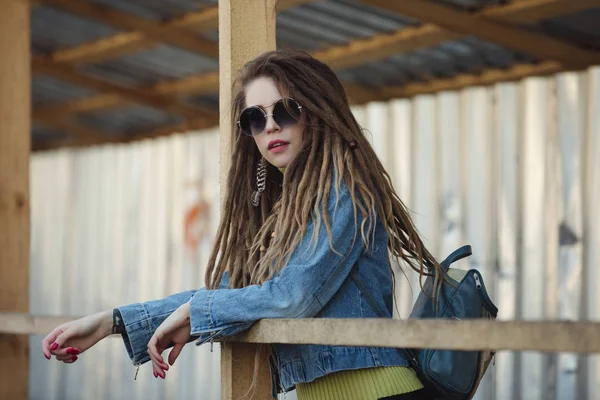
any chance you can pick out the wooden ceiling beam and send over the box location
[379,61,563,100]
[35,115,107,141]
[169,0,316,31]
[341,82,385,106]
[358,0,600,69]
[32,116,217,151]
[50,33,156,65]
[31,72,220,118]
[43,0,316,66]
[313,23,460,71]
[33,94,128,120]
[484,0,600,24]
[151,71,220,95]
[38,0,219,58]
[32,57,215,120]
[166,5,219,31]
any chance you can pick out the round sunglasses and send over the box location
[237,98,302,136]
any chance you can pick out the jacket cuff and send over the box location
[117,303,153,365]
[188,290,217,336]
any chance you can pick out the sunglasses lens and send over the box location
[273,99,301,128]
[239,107,266,136]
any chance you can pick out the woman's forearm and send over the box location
[99,309,115,339]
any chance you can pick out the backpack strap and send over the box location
[350,266,386,318]
[350,263,420,367]
[440,245,472,272]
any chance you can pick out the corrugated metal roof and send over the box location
[438,0,505,11]
[539,7,600,50]
[32,6,122,54]
[337,36,535,87]
[276,0,416,51]
[84,0,217,20]
[183,93,220,111]
[80,45,219,87]
[74,105,185,134]
[32,123,70,141]
[29,0,600,149]
[33,76,97,106]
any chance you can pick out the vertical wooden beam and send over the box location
[218,0,277,399]
[0,1,31,399]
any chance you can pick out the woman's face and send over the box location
[243,77,305,169]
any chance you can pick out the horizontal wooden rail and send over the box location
[0,313,75,335]
[2,313,600,353]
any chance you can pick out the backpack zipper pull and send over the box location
[473,272,482,289]
[134,363,140,380]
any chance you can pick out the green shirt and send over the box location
[296,366,423,400]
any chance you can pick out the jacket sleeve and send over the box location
[118,272,231,365]
[188,183,363,340]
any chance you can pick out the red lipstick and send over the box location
[268,140,289,153]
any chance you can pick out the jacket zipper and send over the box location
[133,363,140,380]
[194,329,224,347]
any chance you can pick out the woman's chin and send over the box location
[266,156,291,170]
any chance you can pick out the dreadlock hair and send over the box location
[204,48,446,399]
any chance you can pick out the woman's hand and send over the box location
[147,302,192,379]
[42,310,113,363]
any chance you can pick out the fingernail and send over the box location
[153,371,157,378]
[50,343,58,351]
[67,348,80,355]
[44,354,50,360]
[72,356,78,362]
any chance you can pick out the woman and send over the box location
[42,50,444,400]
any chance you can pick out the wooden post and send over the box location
[218,0,276,398]
[0,0,31,399]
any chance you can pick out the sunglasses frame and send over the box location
[237,97,303,136]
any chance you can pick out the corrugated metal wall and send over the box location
[29,67,600,400]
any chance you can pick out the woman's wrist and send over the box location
[100,309,115,338]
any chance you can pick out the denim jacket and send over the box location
[117,178,410,395]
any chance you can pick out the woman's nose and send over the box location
[264,114,280,134]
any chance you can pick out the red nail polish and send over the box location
[72,356,78,362]
[153,371,157,378]
[45,354,50,360]
[50,343,58,351]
